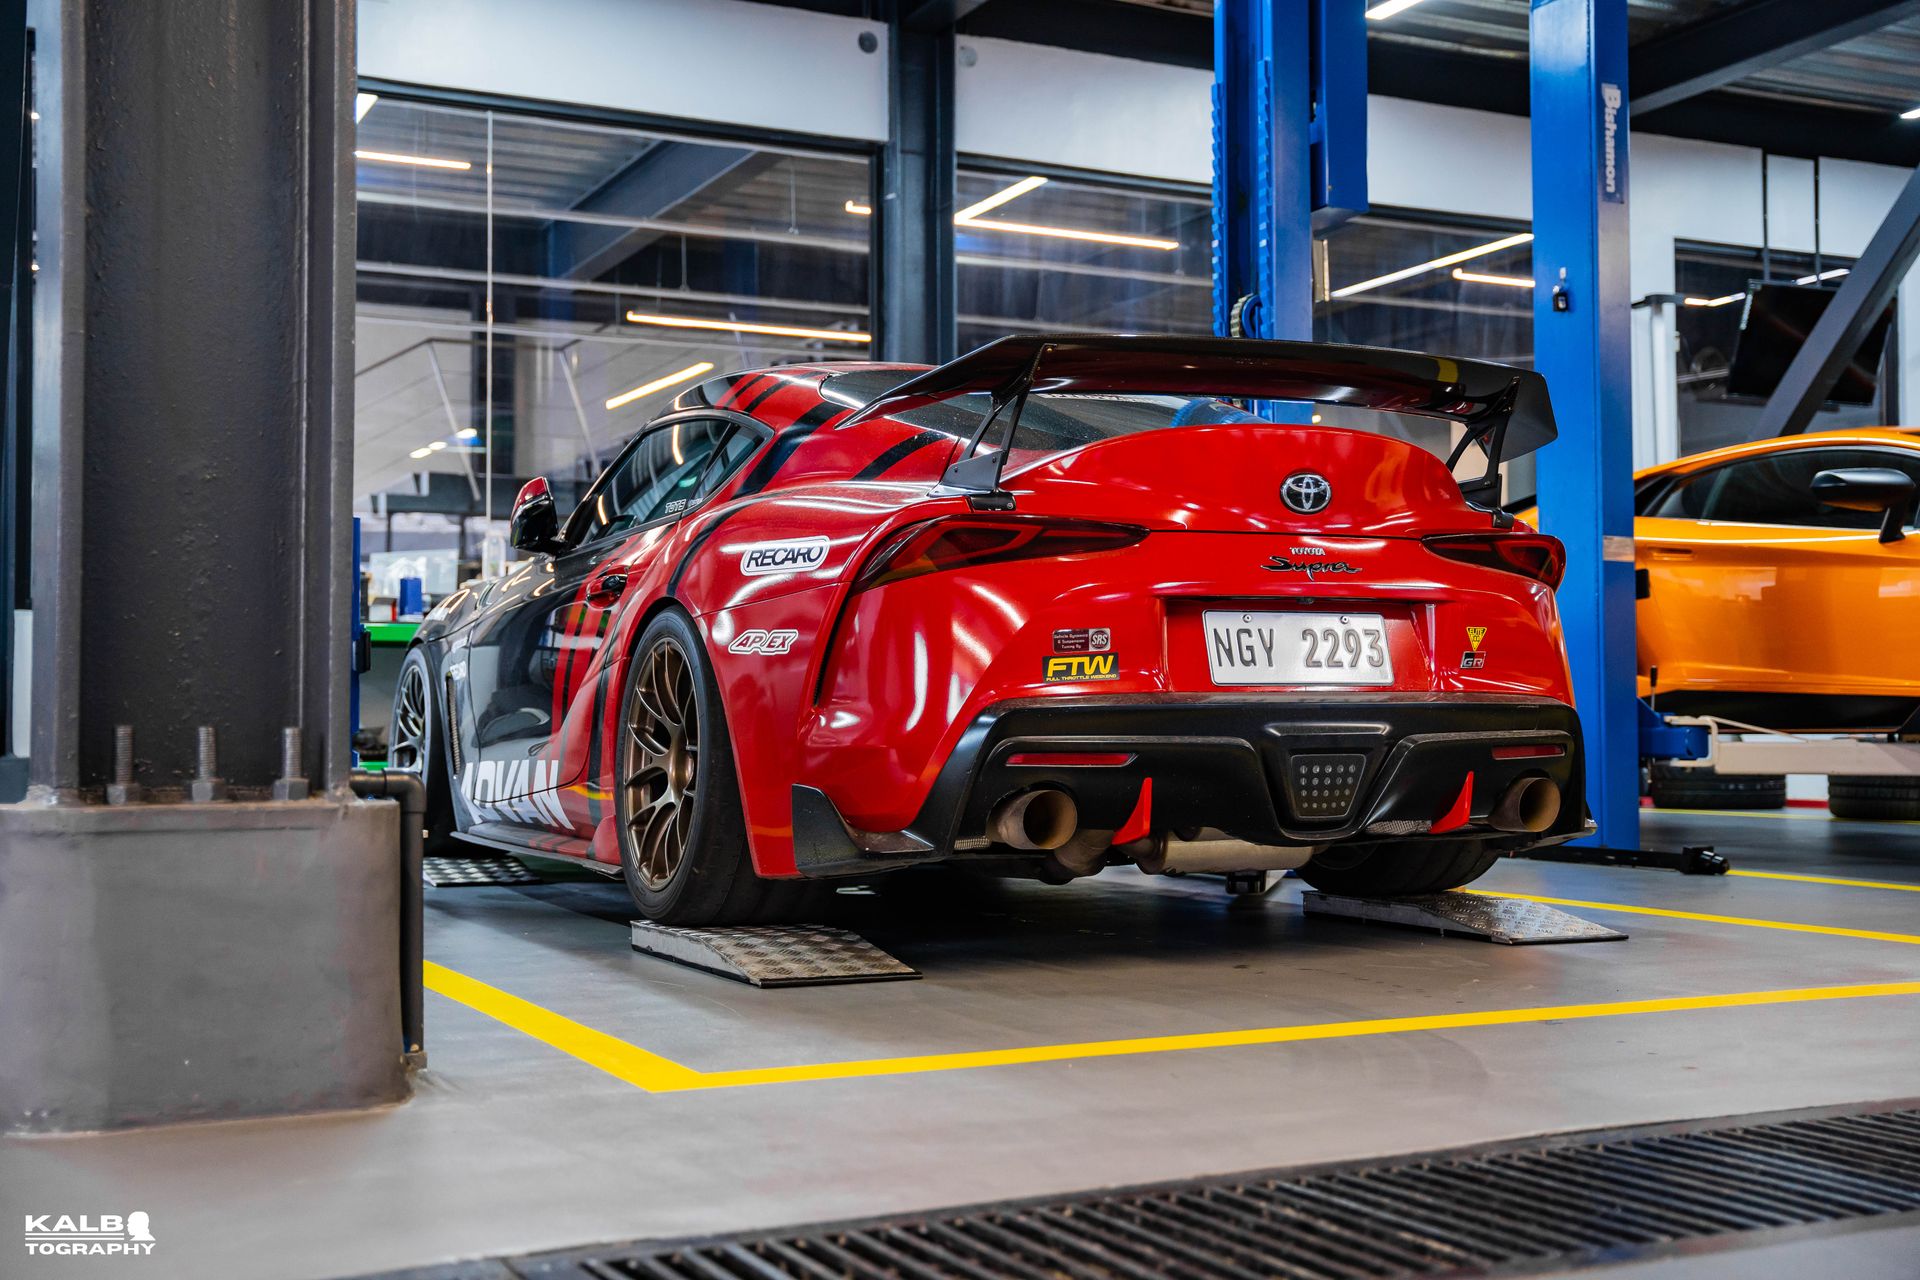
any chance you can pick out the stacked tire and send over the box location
[1828,776,1920,822]
[1647,762,1786,811]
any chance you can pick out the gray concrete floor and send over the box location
[5,808,1920,1280]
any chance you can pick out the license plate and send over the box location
[1203,610,1393,686]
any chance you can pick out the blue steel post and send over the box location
[1529,0,1639,848]
[1212,0,1313,345]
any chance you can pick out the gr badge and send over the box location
[1461,624,1488,669]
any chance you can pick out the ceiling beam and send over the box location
[1632,0,1920,115]
[900,0,993,31]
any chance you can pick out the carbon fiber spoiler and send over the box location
[843,334,1555,511]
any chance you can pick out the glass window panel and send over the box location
[954,168,1211,353]
[1672,241,1883,456]
[353,97,870,592]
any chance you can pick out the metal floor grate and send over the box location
[485,1105,1920,1280]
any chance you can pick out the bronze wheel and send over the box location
[619,636,700,891]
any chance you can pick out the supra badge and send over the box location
[1265,545,1361,576]
[1044,653,1120,682]
[738,536,830,576]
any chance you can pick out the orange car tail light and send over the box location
[853,515,1147,592]
[1423,532,1566,589]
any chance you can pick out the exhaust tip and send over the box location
[1489,775,1561,833]
[991,788,1078,851]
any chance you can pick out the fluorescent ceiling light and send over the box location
[1366,0,1431,18]
[354,149,471,171]
[354,92,378,123]
[956,175,1048,222]
[624,312,870,344]
[845,175,1178,251]
[1795,268,1849,284]
[605,360,718,411]
[1903,106,1920,120]
[455,426,479,440]
[1683,292,1744,307]
[959,219,1181,251]
[1451,268,1535,289]
[409,447,432,459]
[427,440,447,451]
[1330,232,1534,299]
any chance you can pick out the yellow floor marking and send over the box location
[1729,869,1920,894]
[1472,890,1920,946]
[423,961,705,1092]
[424,959,1920,1094]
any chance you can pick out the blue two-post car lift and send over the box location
[1212,0,1724,874]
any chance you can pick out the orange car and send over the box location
[1625,427,1920,733]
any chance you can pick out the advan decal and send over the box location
[461,759,570,826]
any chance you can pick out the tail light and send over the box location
[853,515,1148,592]
[1423,532,1566,589]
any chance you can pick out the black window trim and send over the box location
[561,408,772,552]
[1647,442,1920,530]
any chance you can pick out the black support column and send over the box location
[32,0,354,796]
[2,0,405,1133]
[876,2,959,365]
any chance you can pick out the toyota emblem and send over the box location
[1280,471,1332,515]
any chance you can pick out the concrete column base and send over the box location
[0,796,407,1133]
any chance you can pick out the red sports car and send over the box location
[391,336,1587,923]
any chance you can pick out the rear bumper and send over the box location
[793,692,1585,876]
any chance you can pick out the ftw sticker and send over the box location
[1044,653,1119,682]
[738,537,830,576]
[1466,626,1488,651]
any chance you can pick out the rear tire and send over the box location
[390,647,461,855]
[1297,841,1502,897]
[1828,775,1920,822]
[1648,762,1786,811]
[615,609,813,924]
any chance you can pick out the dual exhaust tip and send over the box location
[991,771,1562,853]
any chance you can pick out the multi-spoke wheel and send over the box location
[390,647,460,853]
[390,660,431,775]
[619,638,700,891]
[614,609,807,924]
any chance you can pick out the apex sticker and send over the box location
[1044,653,1120,682]
[738,536,830,576]
[728,629,798,655]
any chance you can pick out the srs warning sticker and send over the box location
[1044,653,1120,682]
[1052,627,1112,654]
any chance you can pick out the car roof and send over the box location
[1638,425,1920,479]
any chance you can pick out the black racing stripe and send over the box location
[582,607,616,826]
[739,375,792,415]
[665,504,752,601]
[718,372,771,410]
[853,429,947,481]
[735,401,843,496]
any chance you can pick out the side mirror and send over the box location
[509,477,566,554]
[1809,467,1917,544]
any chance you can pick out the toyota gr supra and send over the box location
[391,335,1589,923]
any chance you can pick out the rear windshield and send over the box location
[821,369,1260,467]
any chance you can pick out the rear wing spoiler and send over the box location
[845,334,1555,512]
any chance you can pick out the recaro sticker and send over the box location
[738,536,830,576]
